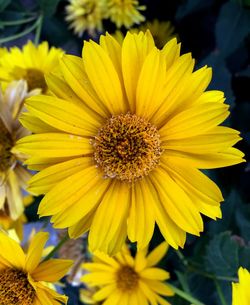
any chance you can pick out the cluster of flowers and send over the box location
[65,0,146,36]
[0,14,249,305]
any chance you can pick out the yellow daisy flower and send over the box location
[82,242,174,305]
[15,31,244,254]
[232,267,250,305]
[0,80,38,221]
[0,41,64,93]
[107,0,146,28]
[0,230,72,305]
[65,0,108,37]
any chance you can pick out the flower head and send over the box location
[0,41,63,93]
[65,0,107,37]
[232,267,250,305]
[82,242,173,305]
[15,31,244,254]
[107,0,146,28]
[0,231,72,305]
[0,80,38,221]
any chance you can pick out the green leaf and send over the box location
[176,0,213,20]
[0,0,10,12]
[38,0,62,17]
[216,0,250,57]
[205,232,239,277]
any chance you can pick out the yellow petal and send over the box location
[162,126,241,154]
[160,102,229,140]
[25,232,49,272]
[5,170,24,220]
[32,259,73,282]
[38,166,100,217]
[24,95,101,137]
[28,157,92,195]
[20,112,59,134]
[136,48,168,119]
[140,268,170,280]
[122,31,154,112]
[89,181,130,254]
[167,147,245,169]
[83,40,126,114]
[60,54,109,117]
[14,133,93,158]
[146,242,169,267]
[150,168,203,235]
[142,177,186,249]
[0,231,25,269]
[127,181,155,249]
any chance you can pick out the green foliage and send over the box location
[0,0,10,12]
[37,0,63,17]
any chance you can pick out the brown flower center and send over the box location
[116,266,139,292]
[25,68,47,92]
[0,268,36,305]
[93,113,162,182]
[0,120,15,172]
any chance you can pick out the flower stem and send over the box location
[42,234,69,262]
[214,279,227,305]
[168,284,206,305]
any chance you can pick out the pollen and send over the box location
[0,268,36,305]
[0,120,15,172]
[116,266,139,292]
[93,113,162,182]
[25,68,47,92]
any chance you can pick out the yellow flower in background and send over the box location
[113,20,176,48]
[0,231,72,305]
[65,0,107,37]
[15,31,244,254]
[0,80,38,221]
[232,267,250,305]
[136,20,176,49]
[107,0,146,28]
[82,242,174,305]
[0,41,63,93]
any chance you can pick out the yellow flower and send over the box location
[15,31,244,254]
[232,267,250,305]
[0,41,64,92]
[65,0,107,37]
[136,20,176,49]
[0,230,72,305]
[107,0,146,28]
[0,80,38,221]
[113,20,176,49]
[82,242,174,305]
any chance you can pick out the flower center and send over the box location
[0,120,15,172]
[116,266,139,292]
[25,68,47,92]
[93,113,162,182]
[0,268,36,305]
